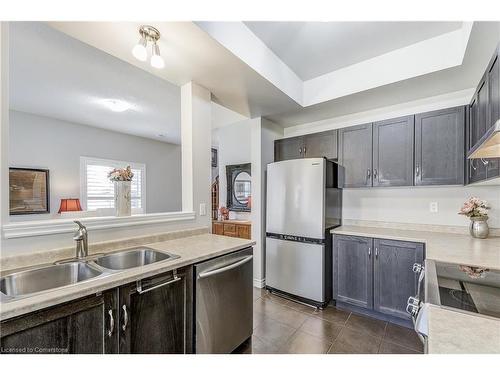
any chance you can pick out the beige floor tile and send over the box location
[345,313,387,337]
[256,299,309,329]
[253,316,297,348]
[328,327,382,354]
[383,323,423,352]
[253,287,266,301]
[379,341,422,354]
[233,335,280,354]
[310,306,351,324]
[261,292,290,306]
[285,300,318,314]
[299,316,343,343]
[282,331,332,354]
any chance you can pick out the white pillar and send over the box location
[0,23,9,253]
[181,82,211,228]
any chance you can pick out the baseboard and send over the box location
[253,278,265,288]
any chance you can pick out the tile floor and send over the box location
[233,288,424,354]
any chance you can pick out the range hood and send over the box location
[468,119,500,159]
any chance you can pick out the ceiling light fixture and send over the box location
[100,99,132,112]
[132,25,165,69]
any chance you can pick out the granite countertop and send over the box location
[331,225,500,354]
[0,233,255,321]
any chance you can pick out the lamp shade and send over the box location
[58,198,82,213]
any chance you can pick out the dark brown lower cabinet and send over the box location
[119,267,193,354]
[333,235,373,309]
[373,239,424,320]
[0,290,117,354]
[333,235,424,322]
[0,267,193,354]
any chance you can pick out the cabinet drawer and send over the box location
[223,223,237,235]
[237,225,251,239]
[212,222,224,235]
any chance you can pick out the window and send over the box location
[80,157,146,212]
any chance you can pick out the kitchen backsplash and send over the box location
[342,185,500,229]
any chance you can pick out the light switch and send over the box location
[199,203,207,216]
[429,202,438,213]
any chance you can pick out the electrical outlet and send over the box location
[199,203,207,216]
[429,202,438,213]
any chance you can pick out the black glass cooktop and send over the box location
[435,261,500,319]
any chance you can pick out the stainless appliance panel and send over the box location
[195,247,253,354]
[266,237,325,302]
[266,158,325,239]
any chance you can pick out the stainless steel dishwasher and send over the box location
[195,247,253,353]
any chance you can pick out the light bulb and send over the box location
[150,43,165,69]
[132,37,147,61]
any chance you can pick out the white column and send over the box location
[181,82,211,227]
[250,117,283,288]
[0,23,9,250]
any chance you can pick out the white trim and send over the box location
[80,156,146,211]
[253,278,265,288]
[283,88,475,138]
[2,211,195,239]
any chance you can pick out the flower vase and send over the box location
[114,181,131,217]
[469,216,489,239]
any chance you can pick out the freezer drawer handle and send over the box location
[198,255,253,279]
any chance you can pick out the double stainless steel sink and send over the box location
[0,247,179,300]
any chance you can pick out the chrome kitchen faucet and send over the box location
[74,221,89,259]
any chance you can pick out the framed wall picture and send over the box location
[9,168,50,215]
[211,148,218,168]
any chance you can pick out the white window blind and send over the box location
[80,157,145,211]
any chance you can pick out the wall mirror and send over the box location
[226,163,251,212]
[7,22,182,222]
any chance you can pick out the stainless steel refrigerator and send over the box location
[265,158,342,307]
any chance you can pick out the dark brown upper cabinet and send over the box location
[302,130,338,159]
[486,45,500,179]
[372,116,414,187]
[274,130,338,162]
[338,123,373,188]
[415,106,465,186]
[467,43,500,184]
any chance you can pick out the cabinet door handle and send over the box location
[303,146,307,155]
[375,248,379,259]
[198,255,253,279]
[136,272,181,294]
[122,304,128,332]
[107,309,114,337]
[373,169,378,180]
[368,247,371,257]
[299,147,302,155]
[415,164,420,177]
[366,169,371,183]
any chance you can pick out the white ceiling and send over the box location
[10,21,500,132]
[244,21,463,80]
[9,22,182,144]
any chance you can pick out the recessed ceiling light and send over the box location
[100,99,132,112]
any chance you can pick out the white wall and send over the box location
[9,111,182,218]
[253,118,283,285]
[343,186,500,229]
[212,119,252,220]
